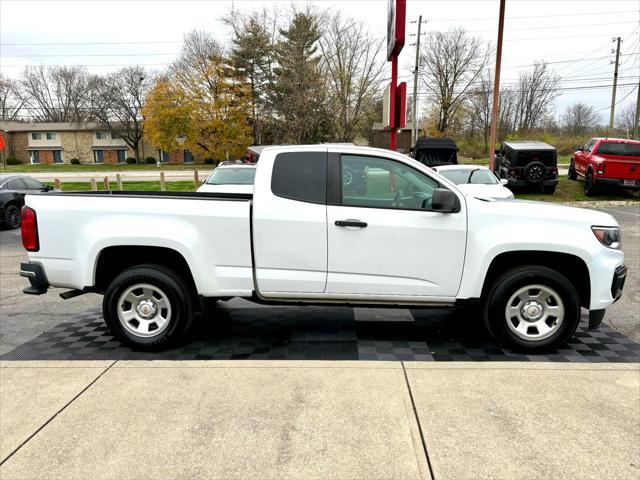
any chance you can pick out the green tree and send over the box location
[223,10,277,145]
[272,11,332,144]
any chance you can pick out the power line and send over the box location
[1,40,182,46]
[427,10,639,22]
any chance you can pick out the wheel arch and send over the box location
[93,245,198,298]
[480,250,591,309]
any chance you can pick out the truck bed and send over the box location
[25,191,255,297]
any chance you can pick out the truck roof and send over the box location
[591,137,640,144]
[502,141,556,151]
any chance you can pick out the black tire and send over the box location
[3,204,21,229]
[523,161,546,184]
[584,171,597,196]
[102,264,195,350]
[541,185,556,194]
[483,266,581,351]
[567,160,578,180]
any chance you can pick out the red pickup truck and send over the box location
[568,138,640,196]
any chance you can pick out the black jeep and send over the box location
[494,141,558,194]
[413,137,458,167]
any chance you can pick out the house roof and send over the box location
[0,121,117,132]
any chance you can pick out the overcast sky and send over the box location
[1,0,638,123]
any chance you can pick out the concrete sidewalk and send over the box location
[1,361,638,480]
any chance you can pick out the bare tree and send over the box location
[91,66,150,162]
[467,70,493,151]
[513,62,560,132]
[19,65,93,122]
[419,28,490,134]
[0,74,22,121]
[561,102,599,136]
[616,102,637,136]
[318,12,386,142]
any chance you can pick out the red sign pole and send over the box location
[389,55,398,151]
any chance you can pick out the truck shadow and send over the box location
[1,303,638,362]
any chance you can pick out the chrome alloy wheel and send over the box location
[117,283,172,338]
[505,284,565,341]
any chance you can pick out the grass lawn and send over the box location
[514,176,640,203]
[48,181,199,192]
[2,163,213,173]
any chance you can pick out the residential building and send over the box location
[0,122,195,164]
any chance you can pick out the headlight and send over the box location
[592,226,620,249]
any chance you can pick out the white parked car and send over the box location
[197,163,256,194]
[20,144,626,352]
[433,165,514,199]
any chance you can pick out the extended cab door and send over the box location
[325,151,467,299]
[252,147,328,294]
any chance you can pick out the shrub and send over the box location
[5,156,21,165]
[145,157,157,164]
[204,158,215,164]
[70,158,80,165]
[126,157,136,165]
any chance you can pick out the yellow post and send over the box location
[103,176,110,191]
[194,169,199,190]
[90,178,97,191]
[54,178,61,190]
[160,171,166,191]
[116,173,123,191]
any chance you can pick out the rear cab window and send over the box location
[271,152,327,204]
[594,142,640,157]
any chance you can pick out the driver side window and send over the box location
[340,155,439,210]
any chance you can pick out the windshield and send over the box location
[596,142,640,157]
[206,167,256,185]
[439,168,498,185]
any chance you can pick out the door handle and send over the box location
[335,219,367,228]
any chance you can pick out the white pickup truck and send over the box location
[20,144,627,352]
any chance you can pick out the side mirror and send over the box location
[573,145,582,151]
[494,149,500,155]
[500,179,508,185]
[431,188,460,213]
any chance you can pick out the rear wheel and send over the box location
[103,264,195,350]
[584,172,597,196]
[483,266,581,351]
[567,160,578,180]
[3,204,21,229]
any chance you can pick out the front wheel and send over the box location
[567,160,577,180]
[483,266,581,351]
[103,264,195,350]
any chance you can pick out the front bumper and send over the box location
[20,262,49,295]
[588,264,627,330]
[593,177,640,190]
[506,178,558,187]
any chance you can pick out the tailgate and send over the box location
[602,158,640,179]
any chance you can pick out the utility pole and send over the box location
[410,16,426,151]
[634,76,640,139]
[609,36,621,135]
[488,0,506,173]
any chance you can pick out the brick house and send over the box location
[0,121,195,165]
